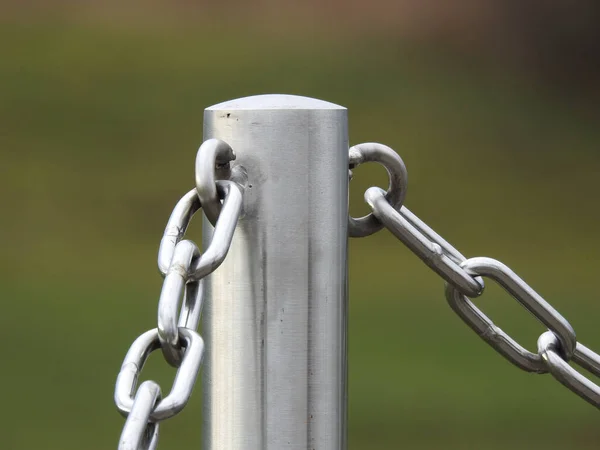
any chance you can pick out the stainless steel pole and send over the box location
[202,94,348,450]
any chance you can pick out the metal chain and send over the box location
[351,142,600,410]
[114,136,598,449]
[114,139,245,449]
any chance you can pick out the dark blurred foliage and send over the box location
[480,1,600,89]
[3,0,600,89]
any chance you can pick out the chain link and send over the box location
[115,327,204,421]
[118,381,161,450]
[189,180,243,282]
[445,257,576,372]
[114,139,244,447]
[157,189,201,276]
[353,142,600,410]
[158,239,202,366]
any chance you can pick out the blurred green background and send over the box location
[2,2,600,449]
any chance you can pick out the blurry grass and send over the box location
[2,21,600,449]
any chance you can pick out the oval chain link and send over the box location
[445,257,576,372]
[355,142,599,410]
[158,240,201,366]
[118,381,162,450]
[115,328,205,421]
[189,180,243,282]
[157,189,201,276]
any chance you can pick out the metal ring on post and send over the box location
[157,189,202,276]
[445,257,576,373]
[115,328,204,422]
[348,143,408,238]
[538,331,600,409]
[158,240,202,367]
[118,381,161,450]
[195,138,236,226]
[365,186,484,297]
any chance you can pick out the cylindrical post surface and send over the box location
[202,94,348,450]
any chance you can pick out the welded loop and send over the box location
[157,189,201,276]
[189,180,243,282]
[348,143,408,238]
[538,331,600,409]
[118,381,161,450]
[115,328,204,422]
[195,138,236,226]
[365,187,484,297]
[158,240,202,367]
[445,257,577,373]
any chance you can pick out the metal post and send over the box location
[202,94,348,450]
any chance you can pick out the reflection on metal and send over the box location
[203,95,349,450]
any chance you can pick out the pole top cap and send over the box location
[206,94,346,111]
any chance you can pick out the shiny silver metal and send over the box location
[115,327,204,422]
[573,342,600,377]
[158,181,242,284]
[190,180,243,282]
[202,94,348,450]
[538,331,600,409]
[195,138,236,226]
[157,189,201,276]
[158,240,202,366]
[365,187,484,297]
[114,109,600,449]
[445,257,576,372]
[348,143,408,237]
[118,381,162,450]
